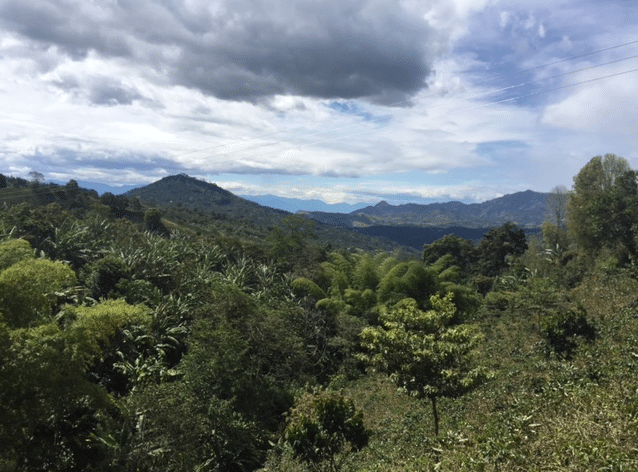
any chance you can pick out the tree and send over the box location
[144,208,169,235]
[0,173,6,189]
[0,300,150,471]
[82,255,131,299]
[0,258,77,328]
[423,234,478,275]
[542,304,595,360]
[360,294,489,436]
[567,154,631,253]
[100,192,131,217]
[477,222,527,277]
[28,171,44,183]
[0,239,34,271]
[542,185,569,249]
[284,391,370,472]
[268,215,318,260]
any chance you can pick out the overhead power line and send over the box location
[2,37,638,194]
[162,39,638,165]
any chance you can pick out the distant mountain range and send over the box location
[124,174,419,254]
[241,195,369,214]
[124,174,548,250]
[301,190,548,229]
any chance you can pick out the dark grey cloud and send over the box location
[87,77,143,106]
[0,0,131,60]
[1,0,435,104]
[48,75,146,106]
[26,148,189,176]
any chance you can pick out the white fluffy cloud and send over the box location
[0,0,637,204]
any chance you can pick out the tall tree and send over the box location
[360,294,489,436]
[588,170,638,260]
[0,258,77,328]
[477,222,527,277]
[423,233,478,275]
[542,185,569,248]
[28,171,44,183]
[567,154,631,253]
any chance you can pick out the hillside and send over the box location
[124,174,419,255]
[3,154,638,472]
[125,174,274,218]
[302,190,548,229]
[241,194,369,214]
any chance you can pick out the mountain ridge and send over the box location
[123,174,548,251]
[302,189,548,229]
[123,174,420,255]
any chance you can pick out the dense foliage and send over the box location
[2,155,638,471]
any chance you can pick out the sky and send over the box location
[1,0,637,207]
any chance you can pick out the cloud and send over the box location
[1,0,636,206]
[0,0,437,103]
[540,71,638,136]
[48,74,145,106]
[215,176,506,204]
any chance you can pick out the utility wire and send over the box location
[165,56,638,165]
[469,38,638,85]
[1,62,637,203]
[138,51,638,167]
[2,39,638,195]
[90,38,638,164]
[182,66,638,171]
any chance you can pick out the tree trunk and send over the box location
[431,396,439,436]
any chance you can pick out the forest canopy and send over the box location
[1,154,638,471]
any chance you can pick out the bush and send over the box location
[284,391,370,472]
[542,305,596,360]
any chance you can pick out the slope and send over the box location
[302,190,548,229]
[124,174,419,255]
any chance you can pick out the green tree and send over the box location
[0,238,34,271]
[567,154,631,253]
[542,304,595,360]
[268,215,318,260]
[542,185,570,249]
[587,170,638,261]
[0,258,77,328]
[28,171,44,183]
[360,294,489,436]
[477,222,527,277]
[82,255,131,299]
[284,391,370,472]
[423,233,478,276]
[0,300,150,471]
[144,208,169,235]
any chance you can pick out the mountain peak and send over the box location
[124,173,250,211]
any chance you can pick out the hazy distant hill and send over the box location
[123,175,547,252]
[124,174,419,255]
[125,174,285,225]
[302,190,548,229]
[241,194,368,214]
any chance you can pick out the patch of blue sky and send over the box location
[476,140,530,157]
[327,100,391,125]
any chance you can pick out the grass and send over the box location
[261,266,638,472]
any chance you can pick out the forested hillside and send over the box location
[2,153,638,471]
[302,190,548,229]
[124,174,419,256]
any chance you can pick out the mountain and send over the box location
[302,190,548,229]
[124,174,419,255]
[125,174,281,223]
[124,175,547,252]
[241,195,369,214]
